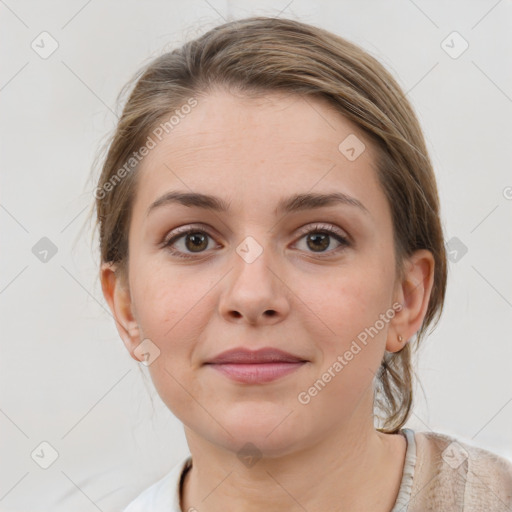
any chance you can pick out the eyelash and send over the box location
[161,223,351,260]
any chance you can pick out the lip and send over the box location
[204,347,308,384]
[205,347,306,364]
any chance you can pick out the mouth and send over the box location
[204,347,308,384]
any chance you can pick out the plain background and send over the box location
[1,0,511,510]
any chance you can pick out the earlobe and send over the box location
[100,262,141,362]
[386,333,408,353]
[386,249,435,353]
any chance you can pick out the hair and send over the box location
[87,16,447,434]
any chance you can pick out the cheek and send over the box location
[297,261,392,338]
[131,269,216,419]
[130,256,216,336]
[290,270,392,416]
[129,259,224,355]
[294,259,395,390]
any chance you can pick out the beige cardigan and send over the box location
[403,429,512,511]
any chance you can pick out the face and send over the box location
[110,90,408,456]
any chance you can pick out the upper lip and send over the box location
[205,347,307,365]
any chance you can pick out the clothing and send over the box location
[122,428,512,511]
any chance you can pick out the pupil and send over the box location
[186,233,207,252]
[308,233,329,251]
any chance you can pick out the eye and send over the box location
[162,225,218,259]
[161,222,351,260]
[293,223,350,256]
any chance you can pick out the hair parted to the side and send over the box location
[88,16,447,434]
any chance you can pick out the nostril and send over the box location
[264,310,277,317]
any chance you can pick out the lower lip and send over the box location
[207,362,306,383]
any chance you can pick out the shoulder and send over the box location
[121,456,192,512]
[410,429,512,511]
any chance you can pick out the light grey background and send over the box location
[1,0,511,510]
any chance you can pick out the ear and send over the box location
[100,262,141,362]
[387,249,435,353]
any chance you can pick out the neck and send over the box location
[180,419,406,512]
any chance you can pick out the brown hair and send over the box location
[88,16,447,433]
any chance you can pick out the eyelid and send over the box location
[294,222,349,241]
[162,223,216,245]
[162,222,348,244]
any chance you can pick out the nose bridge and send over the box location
[232,233,277,297]
[219,233,290,324]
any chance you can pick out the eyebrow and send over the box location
[146,190,370,217]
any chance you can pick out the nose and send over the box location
[218,240,291,326]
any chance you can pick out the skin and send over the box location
[101,89,434,511]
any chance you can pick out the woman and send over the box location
[92,16,512,511]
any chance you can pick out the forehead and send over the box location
[141,90,371,164]
[131,89,386,220]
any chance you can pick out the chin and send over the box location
[215,403,305,456]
